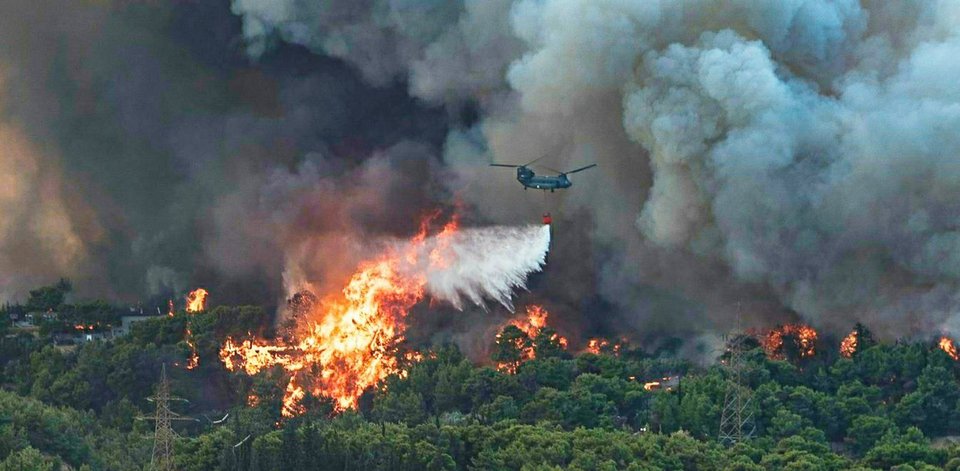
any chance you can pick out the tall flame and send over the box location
[185,323,199,370]
[221,217,453,415]
[180,288,207,370]
[939,336,959,361]
[186,288,208,313]
[220,217,551,417]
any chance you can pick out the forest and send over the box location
[2,283,960,470]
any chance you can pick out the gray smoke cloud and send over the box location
[3,0,960,350]
[0,1,449,306]
[229,0,960,342]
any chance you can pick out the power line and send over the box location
[137,364,197,471]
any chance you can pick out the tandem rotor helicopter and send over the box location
[490,155,597,192]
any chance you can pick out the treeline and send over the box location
[2,292,960,469]
[0,280,126,336]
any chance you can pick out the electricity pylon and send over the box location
[718,308,755,445]
[138,364,197,471]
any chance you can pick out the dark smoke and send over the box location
[5,0,960,352]
[0,0,449,307]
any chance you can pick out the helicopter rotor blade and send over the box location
[562,163,597,175]
[490,163,522,168]
[522,153,550,167]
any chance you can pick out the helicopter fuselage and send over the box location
[516,167,571,191]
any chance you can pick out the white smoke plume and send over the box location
[4,0,960,345]
[420,224,550,310]
[230,0,960,340]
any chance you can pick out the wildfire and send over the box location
[178,288,208,370]
[220,216,459,416]
[642,376,679,392]
[184,322,199,370]
[282,378,306,418]
[759,324,818,360]
[939,336,959,361]
[495,305,567,373]
[585,338,623,355]
[186,288,208,312]
[167,300,175,317]
[510,304,549,338]
[840,329,858,358]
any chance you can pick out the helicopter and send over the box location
[490,156,597,192]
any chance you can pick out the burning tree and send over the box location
[840,323,875,359]
[220,254,426,415]
[220,218,552,417]
[759,324,818,361]
[939,336,959,361]
[493,305,568,374]
[585,338,625,356]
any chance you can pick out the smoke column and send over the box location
[5,1,960,346]
[228,0,960,342]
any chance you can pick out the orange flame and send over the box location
[840,329,858,358]
[495,305,567,373]
[186,288,208,313]
[584,338,623,355]
[510,304,549,338]
[179,288,207,370]
[185,322,199,370]
[759,324,818,360]
[167,300,175,317]
[939,336,959,361]
[282,378,306,418]
[642,376,678,392]
[220,216,459,416]
[586,338,608,354]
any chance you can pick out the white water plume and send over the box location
[419,224,551,311]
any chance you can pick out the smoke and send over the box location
[228,0,960,342]
[0,123,99,299]
[0,0,449,305]
[4,0,960,348]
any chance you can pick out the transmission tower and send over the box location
[138,364,196,471]
[718,307,755,445]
